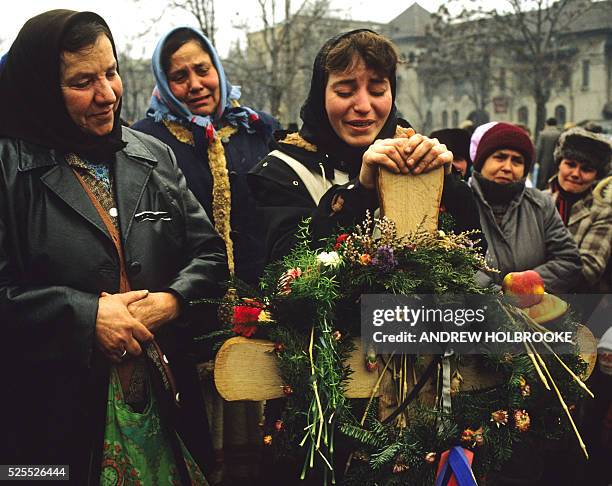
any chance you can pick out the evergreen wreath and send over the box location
[199,212,592,485]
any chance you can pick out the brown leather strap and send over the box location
[146,339,180,406]
[72,170,130,293]
[73,169,180,405]
[73,169,137,394]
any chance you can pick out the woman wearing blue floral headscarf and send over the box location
[132,27,279,484]
[133,27,279,286]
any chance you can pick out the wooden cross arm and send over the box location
[214,337,383,401]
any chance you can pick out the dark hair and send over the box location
[61,20,112,53]
[161,28,210,75]
[546,117,557,126]
[324,31,398,80]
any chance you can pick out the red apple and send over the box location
[502,270,545,308]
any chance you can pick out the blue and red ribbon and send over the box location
[434,446,478,486]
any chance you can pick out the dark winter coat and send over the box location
[132,113,279,284]
[535,125,562,189]
[0,127,229,484]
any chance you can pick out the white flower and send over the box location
[317,251,341,268]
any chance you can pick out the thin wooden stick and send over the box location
[397,354,409,430]
[544,345,595,398]
[398,355,404,410]
[532,345,589,459]
[317,449,334,471]
[523,341,551,390]
[509,306,594,398]
[402,355,407,402]
[360,352,395,425]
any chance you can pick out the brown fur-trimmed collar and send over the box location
[279,132,317,152]
[280,126,413,152]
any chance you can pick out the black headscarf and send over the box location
[0,9,126,160]
[299,29,400,178]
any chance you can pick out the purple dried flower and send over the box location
[372,245,397,272]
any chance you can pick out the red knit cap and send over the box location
[473,122,534,174]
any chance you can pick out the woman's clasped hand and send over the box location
[360,130,453,188]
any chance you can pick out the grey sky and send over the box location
[0,1,447,57]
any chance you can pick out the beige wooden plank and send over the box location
[378,166,444,235]
[344,339,384,398]
[214,337,383,401]
[214,338,283,401]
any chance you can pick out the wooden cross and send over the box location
[214,167,445,401]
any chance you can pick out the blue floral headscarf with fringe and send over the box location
[146,26,259,140]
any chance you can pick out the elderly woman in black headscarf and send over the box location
[248,30,483,264]
[0,10,227,485]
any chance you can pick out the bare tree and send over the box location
[416,16,493,122]
[170,0,217,46]
[397,63,436,132]
[123,0,218,122]
[438,0,592,134]
[132,0,216,46]
[118,43,156,123]
[226,0,333,123]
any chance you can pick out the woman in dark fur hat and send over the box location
[546,127,612,293]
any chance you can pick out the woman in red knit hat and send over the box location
[468,122,581,294]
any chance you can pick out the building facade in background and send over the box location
[392,1,612,135]
[241,1,612,134]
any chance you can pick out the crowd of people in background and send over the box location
[0,8,610,486]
